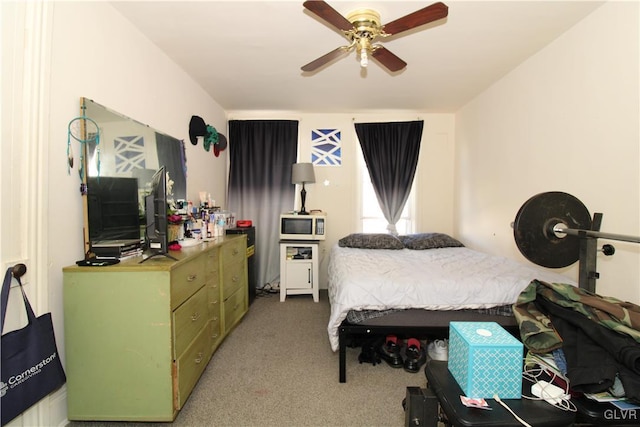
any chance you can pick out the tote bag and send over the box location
[1,267,66,425]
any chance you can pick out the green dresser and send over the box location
[63,235,248,421]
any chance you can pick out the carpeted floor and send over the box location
[69,290,429,427]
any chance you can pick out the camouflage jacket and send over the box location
[514,280,640,353]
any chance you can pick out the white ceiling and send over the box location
[110,1,605,113]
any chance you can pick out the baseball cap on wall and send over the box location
[214,133,227,157]
[188,115,207,145]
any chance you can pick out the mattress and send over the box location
[327,245,575,351]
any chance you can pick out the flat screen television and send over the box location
[140,166,176,262]
[87,176,141,243]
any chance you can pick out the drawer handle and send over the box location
[194,352,204,364]
[212,333,219,339]
[232,275,239,283]
[191,312,200,321]
[187,274,198,282]
[210,300,219,305]
[213,316,218,321]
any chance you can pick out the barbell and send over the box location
[513,191,640,269]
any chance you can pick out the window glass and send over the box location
[360,157,414,235]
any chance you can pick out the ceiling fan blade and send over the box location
[303,0,353,32]
[301,47,349,72]
[371,47,407,72]
[383,2,449,36]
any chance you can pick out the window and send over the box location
[359,154,415,235]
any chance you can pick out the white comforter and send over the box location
[327,245,575,351]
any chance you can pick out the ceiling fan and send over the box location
[301,1,449,73]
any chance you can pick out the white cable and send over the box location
[493,394,533,427]
[522,353,576,412]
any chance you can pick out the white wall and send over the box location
[44,3,226,424]
[455,1,640,302]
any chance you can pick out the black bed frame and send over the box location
[337,312,519,383]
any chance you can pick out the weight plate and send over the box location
[513,191,592,268]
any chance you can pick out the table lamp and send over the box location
[292,162,316,215]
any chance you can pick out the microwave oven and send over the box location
[279,213,326,240]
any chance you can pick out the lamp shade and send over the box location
[291,162,316,184]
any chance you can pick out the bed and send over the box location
[328,233,576,382]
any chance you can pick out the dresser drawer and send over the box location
[204,247,219,281]
[221,237,245,264]
[222,258,245,300]
[173,285,208,358]
[171,256,206,309]
[175,323,211,409]
[224,288,246,335]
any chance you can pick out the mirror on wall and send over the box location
[81,97,187,252]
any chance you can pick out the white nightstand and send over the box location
[279,241,319,302]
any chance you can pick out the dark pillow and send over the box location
[399,233,464,250]
[338,233,404,250]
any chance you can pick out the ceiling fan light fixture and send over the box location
[359,48,369,67]
[356,38,372,68]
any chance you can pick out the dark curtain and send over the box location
[354,121,423,234]
[228,120,299,289]
[155,133,186,201]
